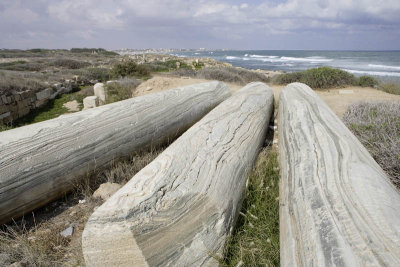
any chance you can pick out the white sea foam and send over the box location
[368,64,400,70]
[250,55,278,58]
[343,69,400,77]
[280,56,332,62]
[244,54,249,57]
[226,56,239,60]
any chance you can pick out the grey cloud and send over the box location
[0,0,399,50]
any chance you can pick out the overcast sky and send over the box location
[1,0,399,50]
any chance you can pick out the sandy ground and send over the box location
[63,100,80,112]
[136,75,400,118]
[134,75,242,97]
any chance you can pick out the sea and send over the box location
[170,50,400,81]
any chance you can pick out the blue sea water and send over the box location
[170,50,400,79]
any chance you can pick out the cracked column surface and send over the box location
[82,82,274,267]
[279,83,400,266]
[0,82,231,225]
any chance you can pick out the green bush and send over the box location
[192,61,204,70]
[105,78,141,103]
[273,67,357,89]
[273,72,302,84]
[358,76,378,87]
[111,60,150,78]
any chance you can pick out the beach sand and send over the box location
[135,75,400,118]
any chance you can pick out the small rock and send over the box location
[93,182,122,200]
[79,199,86,204]
[60,225,74,237]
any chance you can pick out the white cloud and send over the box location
[0,0,399,49]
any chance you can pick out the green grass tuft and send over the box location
[221,149,280,266]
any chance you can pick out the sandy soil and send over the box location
[134,75,242,97]
[136,75,400,118]
[63,100,80,112]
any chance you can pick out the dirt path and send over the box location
[136,76,400,118]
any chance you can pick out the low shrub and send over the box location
[378,82,400,95]
[343,101,400,188]
[105,77,141,103]
[273,67,358,89]
[52,59,91,69]
[358,76,378,87]
[192,61,204,70]
[0,61,43,71]
[111,60,150,78]
[144,60,192,72]
[196,67,269,85]
[72,67,111,82]
[70,48,118,56]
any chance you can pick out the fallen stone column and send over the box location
[0,81,231,224]
[82,82,274,266]
[279,83,400,266]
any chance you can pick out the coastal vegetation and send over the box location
[175,66,270,85]
[110,60,150,78]
[1,49,398,266]
[222,149,280,266]
[344,102,400,188]
[144,59,192,72]
[378,82,400,95]
[105,78,141,103]
[273,67,359,88]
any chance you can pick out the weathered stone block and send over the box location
[53,83,62,90]
[1,95,7,104]
[83,96,99,110]
[36,88,53,101]
[0,112,11,120]
[94,83,106,103]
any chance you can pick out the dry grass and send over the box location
[0,146,164,266]
[378,82,400,95]
[343,101,400,188]
[221,148,280,266]
[0,71,48,94]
